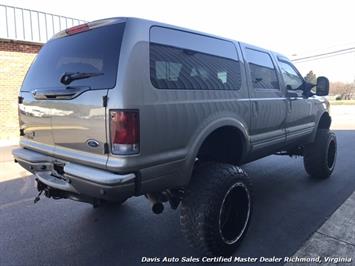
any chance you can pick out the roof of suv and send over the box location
[52,17,289,61]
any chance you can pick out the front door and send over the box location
[276,58,315,145]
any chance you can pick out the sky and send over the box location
[1,0,354,82]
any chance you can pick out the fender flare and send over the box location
[182,116,250,183]
[311,111,331,141]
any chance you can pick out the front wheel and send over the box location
[180,162,252,256]
[303,129,337,179]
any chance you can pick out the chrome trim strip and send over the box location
[64,163,135,185]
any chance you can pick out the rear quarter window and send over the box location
[149,27,241,90]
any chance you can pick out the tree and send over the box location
[304,71,317,84]
[329,81,355,99]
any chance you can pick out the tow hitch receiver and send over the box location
[33,177,68,203]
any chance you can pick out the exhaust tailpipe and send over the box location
[146,193,165,214]
[152,202,164,214]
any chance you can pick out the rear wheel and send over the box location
[180,162,252,256]
[303,129,337,179]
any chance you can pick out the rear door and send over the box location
[20,22,125,167]
[240,44,287,153]
[19,91,55,154]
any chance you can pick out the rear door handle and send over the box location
[32,86,90,100]
[252,101,258,116]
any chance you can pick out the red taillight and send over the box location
[65,23,90,35]
[110,110,139,155]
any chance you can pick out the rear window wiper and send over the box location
[60,72,103,85]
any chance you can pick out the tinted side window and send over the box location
[150,43,241,90]
[245,48,279,90]
[278,60,303,90]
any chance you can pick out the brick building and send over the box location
[0,4,85,145]
[0,40,42,144]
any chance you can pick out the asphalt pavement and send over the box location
[286,190,355,266]
[0,130,354,266]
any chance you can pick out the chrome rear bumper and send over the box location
[12,147,136,202]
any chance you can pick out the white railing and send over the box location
[0,4,86,43]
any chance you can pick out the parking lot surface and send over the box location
[0,130,354,265]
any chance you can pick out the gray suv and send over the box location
[13,17,337,256]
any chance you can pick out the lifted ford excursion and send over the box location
[13,17,337,255]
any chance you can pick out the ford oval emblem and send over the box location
[87,139,100,148]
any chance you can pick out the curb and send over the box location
[285,191,355,265]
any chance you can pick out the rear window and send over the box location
[22,23,125,91]
[150,43,241,90]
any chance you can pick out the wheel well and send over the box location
[318,112,331,129]
[197,126,245,165]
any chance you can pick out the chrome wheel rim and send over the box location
[218,182,251,245]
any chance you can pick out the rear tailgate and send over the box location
[19,21,126,169]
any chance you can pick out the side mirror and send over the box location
[316,76,329,96]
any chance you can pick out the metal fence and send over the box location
[0,4,86,43]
